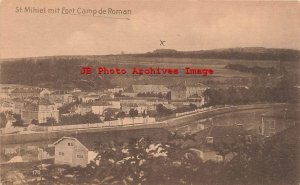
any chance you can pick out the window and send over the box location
[269,121,275,129]
[58,152,64,156]
[269,131,276,136]
[77,154,83,158]
[206,137,214,144]
[67,143,73,146]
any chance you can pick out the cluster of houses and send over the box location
[51,125,243,167]
[0,83,209,129]
[2,108,298,168]
[0,87,68,125]
[1,83,299,169]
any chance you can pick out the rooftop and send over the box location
[11,88,43,94]
[53,128,171,150]
[24,98,55,110]
[169,83,208,91]
[132,85,169,93]
[261,107,299,120]
[188,125,250,147]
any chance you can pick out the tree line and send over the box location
[225,64,278,75]
[203,78,298,106]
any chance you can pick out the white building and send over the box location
[21,99,59,124]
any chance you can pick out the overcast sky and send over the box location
[0,0,299,59]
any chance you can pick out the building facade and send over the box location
[261,109,298,137]
[10,88,42,99]
[170,83,209,101]
[53,137,89,167]
[21,99,59,124]
[132,85,170,95]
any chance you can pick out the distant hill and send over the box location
[143,47,300,61]
[0,47,299,89]
[0,47,299,62]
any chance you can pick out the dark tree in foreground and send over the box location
[219,125,299,185]
[129,109,138,118]
[156,104,173,116]
[34,125,299,185]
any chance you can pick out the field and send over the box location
[1,47,299,90]
[83,55,295,88]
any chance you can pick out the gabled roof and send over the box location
[191,125,249,146]
[54,136,102,151]
[132,85,169,93]
[53,137,89,151]
[53,128,172,153]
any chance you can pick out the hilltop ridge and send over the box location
[0,47,299,62]
[145,47,300,61]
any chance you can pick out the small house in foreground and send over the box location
[182,125,251,162]
[53,137,97,167]
[261,108,299,137]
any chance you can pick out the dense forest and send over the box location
[0,58,113,90]
[0,47,299,91]
[144,47,300,61]
[224,64,278,75]
[203,77,299,105]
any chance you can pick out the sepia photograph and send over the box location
[0,0,299,184]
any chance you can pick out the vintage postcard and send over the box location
[0,0,299,184]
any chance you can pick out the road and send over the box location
[0,103,285,145]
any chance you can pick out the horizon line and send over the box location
[0,46,299,60]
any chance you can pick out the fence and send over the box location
[29,116,156,132]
